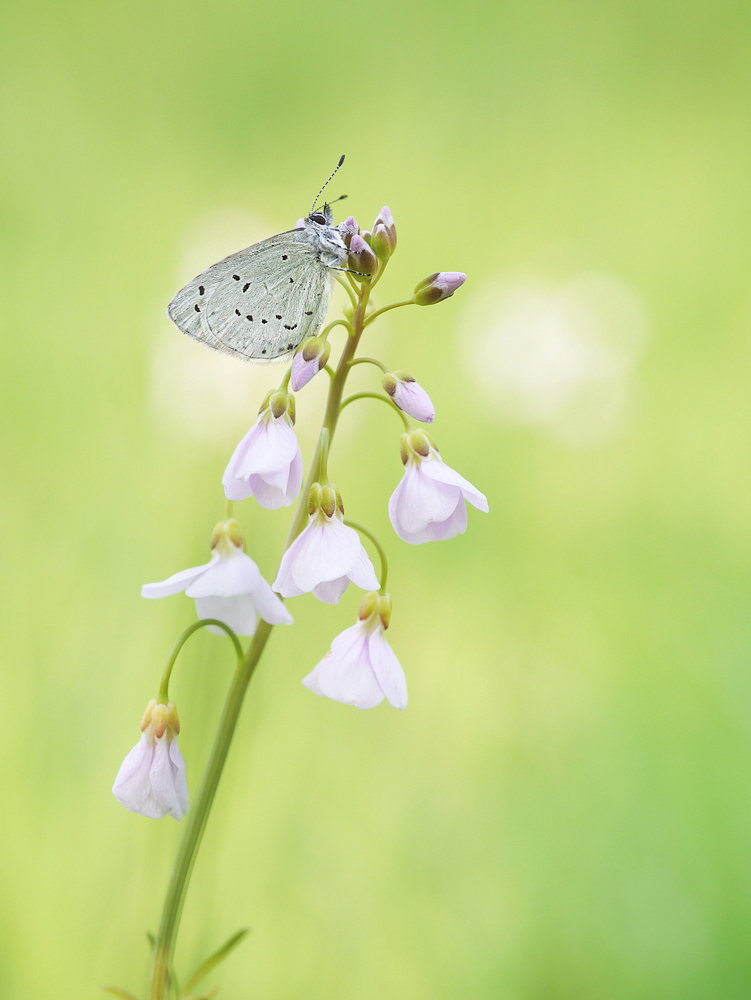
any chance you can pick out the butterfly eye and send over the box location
[310,212,326,225]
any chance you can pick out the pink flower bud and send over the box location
[382,371,435,423]
[338,215,359,248]
[371,205,397,261]
[348,233,378,278]
[413,272,466,306]
[290,337,331,391]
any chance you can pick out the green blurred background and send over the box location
[2,1,751,997]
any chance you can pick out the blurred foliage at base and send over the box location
[1,0,751,997]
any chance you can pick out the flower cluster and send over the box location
[114,200,486,822]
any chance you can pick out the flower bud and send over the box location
[413,272,466,306]
[319,484,338,519]
[371,205,397,261]
[348,234,378,278]
[290,337,331,391]
[339,215,359,248]
[400,429,431,464]
[383,370,435,423]
[358,590,379,621]
[308,482,323,516]
[377,593,392,629]
[210,517,245,554]
[269,389,291,420]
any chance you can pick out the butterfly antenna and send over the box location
[311,154,345,215]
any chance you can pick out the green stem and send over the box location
[340,391,410,430]
[333,273,357,309]
[349,356,388,373]
[321,318,352,338]
[363,298,414,327]
[148,622,273,1000]
[344,520,388,591]
[148,279,373,1000]
[158,619,244,705]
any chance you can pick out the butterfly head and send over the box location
[307,203,334,227]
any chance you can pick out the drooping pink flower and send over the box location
[290,337,331,391]
[273,484,379,604]
[222,390,302,509]
[302,592,407,709]
[338,215,359,248]
[348,233,378,277]
[383,371,435,423]
[388,431,488,544]
[113,700,188,820]
[142,519,293,636]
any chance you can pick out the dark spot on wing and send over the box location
[275,314,282,320]
[282,255,288,260]
[287,343,293,350]
[283,324,297,331]
[235,309,241,316]
[243,282,250,292]
[246,314,253,321]
[198,285,205,295]
[289,277,294,283]
[194,304,200,312]
[305,311,313,316]
[261,319,267,324]
[261,348,266,354]
[233,274,240,281]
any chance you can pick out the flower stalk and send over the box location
[147,270,374,1000]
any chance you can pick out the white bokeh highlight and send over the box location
[461,272,649,445]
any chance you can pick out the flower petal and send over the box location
[302,623,384,709]
[113,734,165,819]
[150,735,184,820]
[421,457,488,512]
[141,556,216,599]
[424,495,468,541]
[388,465,459,538]
[247,576,294,625]
[312,575,349,604]
[368,628,408,709]
[290,517,362,592]
[348,545,380,591]
[186,551,262,598]
[169,738,189,816]
[194,594,257,636]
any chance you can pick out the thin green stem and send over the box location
[363,298,414,327]
[318,427,330,485]
[344,520,388,591]
[322,318,352,338]
[349,356,388,373]
[224,498,234,520]
[333,273,357,308]
[278,366,292,391]
[340,391,410,430]
[158,619,244,705]
[148,278,374,1000]
[148,622,273,1000]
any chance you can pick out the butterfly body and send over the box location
[168,205,348,362]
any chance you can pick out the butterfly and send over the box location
[167,157,349,362]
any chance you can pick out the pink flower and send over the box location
[223,390,302,509]
[290,337,331,391]
[113,700,188,820]
[348,233,378,277]
[142,520,293,636]
[413,271,466,305]
[302,592,407,709]
[389,431,488,544]
[273,484,379,603]
[383,371,435,423]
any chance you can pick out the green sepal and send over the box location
[179,928,250,999]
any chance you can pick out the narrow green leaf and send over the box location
[180,928,250,997]
[182,989,219,1000]
[102,986,141,1000]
